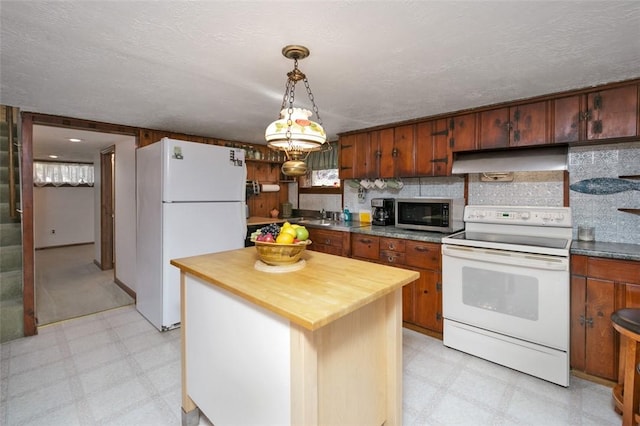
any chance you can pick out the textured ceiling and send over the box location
[2,1,640,157]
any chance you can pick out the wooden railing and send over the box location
[6,106,18,219]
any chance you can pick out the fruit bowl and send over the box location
[254,240,312,266]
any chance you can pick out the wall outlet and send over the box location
[51,229,55,234]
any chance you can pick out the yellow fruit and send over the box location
[291,224,300,229]
[275,233,294,244]
[282,222,292,228]
[282,227,298,238]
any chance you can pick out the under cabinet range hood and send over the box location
[451,145,568,174]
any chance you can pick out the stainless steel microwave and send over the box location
[395,198,465,233]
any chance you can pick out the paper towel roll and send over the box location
[260,184,280,193]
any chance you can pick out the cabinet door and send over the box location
[553,95,581,143]
[478,107,510,149]
[415,121,435,176]
[353,132,373,179]
[431,119,451,176]
[375,128,395,179]
[338,134,356,180]
[351,234,380,260]
[585,278,616,380]
[510,101,548,147]
[451,113,477,152]
[403,283,415,323]
[393,124,416,177]
[587,84,638,140]
[570,275,587,372]
[413,269,443,332]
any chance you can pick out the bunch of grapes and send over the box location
[260,223,280,239]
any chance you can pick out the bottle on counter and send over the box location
[343,207,352,222]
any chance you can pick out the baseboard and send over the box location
[35,242,93,250]
[402,322,443,340]
[114,277,136,301]
[93,259,102,269]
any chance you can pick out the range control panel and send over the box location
[464,205,572,227]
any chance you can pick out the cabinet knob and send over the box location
[324,239,331,245]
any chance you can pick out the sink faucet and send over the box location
[321,209,326,219]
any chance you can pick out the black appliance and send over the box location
[371,198,395,226]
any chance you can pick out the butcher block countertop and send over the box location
[171,247,419,331]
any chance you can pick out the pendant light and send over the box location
[265,45,327,177]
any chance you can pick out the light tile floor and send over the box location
[1,305,620,425]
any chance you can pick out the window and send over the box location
[299,142,341,193]
[33,161,94,186]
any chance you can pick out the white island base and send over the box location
[180,273,404,425]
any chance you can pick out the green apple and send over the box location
[295,226,309,241]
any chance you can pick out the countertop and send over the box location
[570,240,640,262]
[170,247,419,331]
[255,217,640,261]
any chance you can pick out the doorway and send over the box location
[21,115,138,332]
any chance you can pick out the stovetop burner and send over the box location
[447,231,569,249]
[442,205,573,256]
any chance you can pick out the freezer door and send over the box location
[161,138,246,202]
[162,201,245,329]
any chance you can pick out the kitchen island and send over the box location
[171,247,419,426]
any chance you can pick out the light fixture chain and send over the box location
[303,77,322,126]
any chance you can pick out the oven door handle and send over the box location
[442,245,568,271]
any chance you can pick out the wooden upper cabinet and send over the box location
[391,124,416,177]
[376,127,396,179]
[479,102,548,149]
[554,84,639,143]
[586,84,638,140]
[510,101,548,147]
[431,119,452,176]
[338,134,356,180]
[415,121,435,176]
[450,113,477,152]
[478,107,510,149]
[553,95,581,143]
[353,132,373,178]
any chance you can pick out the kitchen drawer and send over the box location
[380,250,406,265]
[308,228,344,249]
[405,241,440,270]
[351,235,380,260]
[380,237,405,252]
[588,258,640,285]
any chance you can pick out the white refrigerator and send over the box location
[136,138,247,331]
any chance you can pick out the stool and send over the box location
[612,308,640,426]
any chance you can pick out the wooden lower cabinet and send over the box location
[307,228,351,257]
[352,234,442,333]
[571,255,640,381]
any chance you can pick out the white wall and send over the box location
[92,136,137,292]
[34,186,94,248]
[114,140,137,291]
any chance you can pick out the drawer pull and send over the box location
[324,239,331,245]
[387,243,395,250]
[414,246,429,252]
[359,238,373,244]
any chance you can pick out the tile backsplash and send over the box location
[293,141,640,244]
[569,142,640,244]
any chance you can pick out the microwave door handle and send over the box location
[442,245,568,271]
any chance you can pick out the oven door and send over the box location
[442,244,569,351]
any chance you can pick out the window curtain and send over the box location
[33,162,94,186]
[305,141,338,171]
